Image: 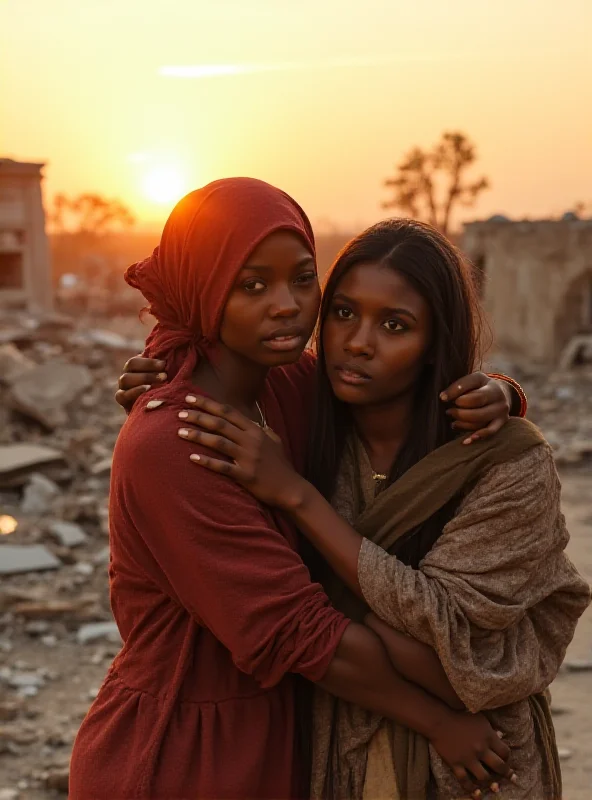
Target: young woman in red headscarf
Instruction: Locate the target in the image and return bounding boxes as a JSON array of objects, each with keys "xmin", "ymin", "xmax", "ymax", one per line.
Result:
[{"xmin": 70, "ymin": 179, "xmax": 518, "ymax": 800}]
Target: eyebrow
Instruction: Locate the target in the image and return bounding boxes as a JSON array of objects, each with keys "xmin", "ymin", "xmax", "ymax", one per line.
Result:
[
  {"xmin": 332, "ymin": 292, "xmax": 418, "ymax": 322},
  {"xmin": 241, "ymin": 255, "xmax": 315, "ymax": 272}
]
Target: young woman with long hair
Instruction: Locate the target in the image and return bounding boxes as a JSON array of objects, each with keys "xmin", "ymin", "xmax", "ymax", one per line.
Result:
[{"xmin": 157, "ymin": 219, "xmax": 590, "ymax": 799}]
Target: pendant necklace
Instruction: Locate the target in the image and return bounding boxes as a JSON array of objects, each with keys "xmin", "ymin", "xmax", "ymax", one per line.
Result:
[{"xmin": 371, "ymin": 470, "xmax": 388, "ymax": 482}]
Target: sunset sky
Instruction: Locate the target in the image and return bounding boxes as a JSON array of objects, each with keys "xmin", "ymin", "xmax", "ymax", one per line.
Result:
[{"xmin": 1, "ymin": 0, "xmax": 591, "ymax": 231}]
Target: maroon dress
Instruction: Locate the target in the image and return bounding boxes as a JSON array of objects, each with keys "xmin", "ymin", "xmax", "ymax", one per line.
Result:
[{"xmin": 69, "ymin": 352, "xmax": 349, "ymax": 799}]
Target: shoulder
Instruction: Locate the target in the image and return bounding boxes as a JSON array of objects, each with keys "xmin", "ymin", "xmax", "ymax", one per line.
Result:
[
  {"xmin": 457, "ymin": 442, "xmax": 559, "ymax": 516},
  {"xmin": 431, "ymin": 442, "xmax": 566, "ymax": 564},
  {"xmin": 113, "ymin": 384, "xmax": 260, "ymax": 510},
  {"xmin": 481, "ymin": 441, "xmax": 556, "ymax": 487}
]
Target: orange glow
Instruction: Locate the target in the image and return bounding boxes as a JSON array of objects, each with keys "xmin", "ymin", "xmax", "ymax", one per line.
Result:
[
  {"xmin": 142, "ymin": 165, "xmax": 187, "ymax": 205},
  {"xmin": 2, "ymin": 1, "xmax": 591, "ymax": 229},
  {"xmin": 0, "ymin": 515, "xmax": 18, "ymax": 535}
]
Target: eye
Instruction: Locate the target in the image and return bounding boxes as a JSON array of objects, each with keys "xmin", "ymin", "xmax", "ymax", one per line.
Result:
[
  {"xmin": 333, "ymin": 305, "xmax": 354, "ymax": 320},
  {"xmin": 294, "ymin": 271, "xmax": 317, "ymax": 286},
  {"xmin": 382, "ymin": 319, "xmax": 405, "ymax": 333},
  {"xmin": 243, "ymin": 279, "xmax": 266, "ymax": 293}
]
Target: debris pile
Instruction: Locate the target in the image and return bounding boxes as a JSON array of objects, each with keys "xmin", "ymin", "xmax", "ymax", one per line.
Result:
[
  {"xmin": 495, "ymin": 360, "xmax": 592, "ymax": 465},
  {"xmin": 0, "ymin": 308, "xmax": 142, "ymax": 797}
]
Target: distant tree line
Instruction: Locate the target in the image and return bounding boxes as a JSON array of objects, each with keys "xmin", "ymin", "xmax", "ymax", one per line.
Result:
[{"xmin": 49, "ymin": 193, "xmax": 135, "ymax": 235}]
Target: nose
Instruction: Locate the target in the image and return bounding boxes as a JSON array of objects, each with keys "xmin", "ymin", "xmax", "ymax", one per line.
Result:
[
  {"xmin": 269, "ymin": 283, "xmax": 300, "ymax": 318},
  {"xmin": 344, "ymin": 321, "xmax": 374, "ymax": 358}
]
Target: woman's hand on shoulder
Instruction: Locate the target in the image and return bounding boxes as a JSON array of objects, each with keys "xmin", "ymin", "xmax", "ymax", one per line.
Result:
[
  {"xmin": 177, "ymin": 396, "xmax": 306, "ymax": 509},
  {"xmin": 115, "ymin": 356, "xmax": 168, "ymax": 413},
  {"xmin": 440, "ymin": 371, "xmax": 510, "ymax": 445}
]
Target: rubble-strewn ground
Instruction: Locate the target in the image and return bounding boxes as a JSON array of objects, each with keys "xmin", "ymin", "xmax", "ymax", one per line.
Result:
[{"xmin": 1, "ymin": 310, "xmax": 590, "ymax": 799}]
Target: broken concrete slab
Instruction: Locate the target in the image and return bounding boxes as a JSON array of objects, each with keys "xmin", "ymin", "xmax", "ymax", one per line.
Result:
[
  {"xmin": 0, "ymin": 444, "xmax": 67, "ymax": 489},
  {"xmin": 92, "ymin": 546, "xmax": 110, "ymax": 566},
  {"xmin": 76, "ymin": 622, "xmax": 121, "ymax": 646},
  {"xmin": 78, "ymin": 329, "xmax": 131, "ymax": 349},
  {"xmin": 0, "ymin": 324, "xmax": 33, "ymax": 346},
  {"xmin": 8, "ymin": 595, "xmax": 101, "ymax": 620},
  {"xmin": 21, "ymin": 473, "xmax": 61, "ymax": 515},
  {"xmin": 0, "ymin": 545, "xmax": 61, "ymax": 576},
  {"xmin": 7, "ymin": 360, "xmax": 93, "ymax": 429},
  {"xmin": 68, "ymin": 327, "xmax": 144, "ymax": 352},
  {"xmin": 73, "ymin": 562, "xmax": 94, "ymax": 577},
  {"xmin": 6, "ymin": 672, "xmax": 45, "ymax": 691},
  {"xmin": 90, "ymin": 456, "xmax": 112, "ymax": 476},
  {"xmin": 44, "ymin": 767, "xmax": 70, "ymax": 793},
  {"xmin": 0, "ymin": 344, "xmax": 35, "ymax": 384},
  {"xmin": 46, "ymin": 521, "xmax": 87, "ymax": 548},
  {"xmin": 564, "ymin": 658, "xmax": 592, "ymax": 672}
]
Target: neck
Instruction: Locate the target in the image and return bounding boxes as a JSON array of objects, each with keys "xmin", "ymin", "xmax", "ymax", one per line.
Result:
[
  {"xmin": 192, "ymin": 344, "xmax": 269, "ymax": 417},
  {"xmin": 350, "ymin": 391, "xmax": 415, "ymax": 474}
]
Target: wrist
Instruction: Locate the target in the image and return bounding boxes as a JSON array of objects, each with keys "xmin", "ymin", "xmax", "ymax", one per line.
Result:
[
  {"xmin": 421, "ymin": 701, "xmax": 456, "ymax": 742},
  {"xmin": 489, "ymin": 373, "xmax": 527, "ymax": 417},
  {"xmin": 278, "ymin": 475, "xmax": 313, "ymax": 513},
  {"xmin": 497, "ymin": 378, "xmax": 513, "ymax": 409}
]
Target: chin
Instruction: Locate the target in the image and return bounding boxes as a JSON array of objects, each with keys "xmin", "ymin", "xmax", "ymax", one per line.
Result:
[
  {"xmin": 328, "ymin": 380, "xmax": 373, "ymax": 405},
  {"xmin": 258, "ymin": 347, "xmax": 306, "ymax": 367}
]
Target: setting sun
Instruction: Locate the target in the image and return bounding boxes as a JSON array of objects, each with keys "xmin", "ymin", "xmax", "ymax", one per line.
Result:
[{"xmin": 142, "ymin": 165, "xmax": 187, "ymax": 205}]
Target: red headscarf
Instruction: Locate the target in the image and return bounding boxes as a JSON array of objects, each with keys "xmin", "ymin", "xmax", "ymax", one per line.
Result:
[{"xmin": 125, "ymin": 177, "xmax": 315, "ymax": 382}]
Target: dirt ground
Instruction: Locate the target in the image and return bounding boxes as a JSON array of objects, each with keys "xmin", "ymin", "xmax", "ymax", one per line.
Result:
[
  {"xmin": 0, "ymin": 468, "xmax": 590, "ymax": 799},
  {"xmin": 544, "ymin": 467, "xmax": 592, "ymax": 799}
]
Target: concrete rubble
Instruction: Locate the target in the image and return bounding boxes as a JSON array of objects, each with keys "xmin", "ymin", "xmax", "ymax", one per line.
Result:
[
  {"xmin": 0, "ymin": 308, "xmax": 140, "ymax": 796},
  {"xmin": 0, "ymin": 445, "xmax": 67, "ymax": 489},
  {"xmin": 487, "ymin": 356, "xmax": 592, "ymax": 466},
  {"xmin": 7, "ymin": 361, "xmax": 93, "ymax": 430},
  {"xmin": 0, "ymin": 547, "xmax": 61, "ymax": 577},
  {"xmin": 0, "ymin": 305, "xmax": 590, "ymax": 797}
]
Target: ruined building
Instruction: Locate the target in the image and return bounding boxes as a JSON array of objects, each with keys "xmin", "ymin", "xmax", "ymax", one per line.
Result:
[
  {"xmin": 462, "ymin": 217, "xmax": 592, "ymax": 365},
  {"xmin": 0, "ymin": 159, "xmax": 53, "ymax": 313}
]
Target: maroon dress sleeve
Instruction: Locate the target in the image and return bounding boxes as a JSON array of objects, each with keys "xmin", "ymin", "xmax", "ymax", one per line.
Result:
[{"xmin": 114, "ymin": 408, "xmax": 349, "ymax": 689}]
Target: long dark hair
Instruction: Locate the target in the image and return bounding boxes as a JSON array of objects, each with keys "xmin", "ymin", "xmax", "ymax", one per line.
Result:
[{"xmin": 307, "ymin": 218, "xmax": 486, "ymax": 566}]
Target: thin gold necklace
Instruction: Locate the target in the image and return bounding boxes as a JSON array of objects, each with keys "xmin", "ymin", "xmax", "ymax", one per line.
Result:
[{"xmin": 372, "ymin": 470, "xmax": 388, "ymax": 482}]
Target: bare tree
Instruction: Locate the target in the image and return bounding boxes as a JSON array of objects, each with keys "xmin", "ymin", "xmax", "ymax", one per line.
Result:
[
  {"xmin": 572, "ymin": 201, "xmax": 590, "ymax": 218},
  {"xmin": 50, "ymin": 193, "xmax": 135, "ymax": 235},
  {"xmin": 383, "ymin": 132, "xmax": 490, "ymax": 236}
]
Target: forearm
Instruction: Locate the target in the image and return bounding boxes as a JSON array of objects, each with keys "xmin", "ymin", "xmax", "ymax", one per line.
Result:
[
  {"xmin": 283, "ymin": 478, "xmax": 364, "ymax": 598},
  {"xmin": 317, "ymin": 622, "xmax": 452, "ymax": 739},
  {"xmin": 364, "ymin": 613, "xmax": 465, "ymax": 710}
]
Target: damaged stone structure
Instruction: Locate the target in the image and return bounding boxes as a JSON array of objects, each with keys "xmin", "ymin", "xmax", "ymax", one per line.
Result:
[
  {"xmin": 0, "ymin": 159, "xmax": 53, "ymax": 313},
  {"xmin": 462, "ymin": 217, "xmax": 592, "ymax": 365}
]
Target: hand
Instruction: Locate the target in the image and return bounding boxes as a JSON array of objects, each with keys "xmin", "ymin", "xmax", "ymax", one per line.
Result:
[
  {"xmin": 440, "ymin": 372, "xmax": 510, "ymax": 445},
  {"xmin": 178, "ymin": 395, "xmax": 305, "ymax": 508},
  {"xmin": 429, "ymin": 708, "xmax": 516, "ymax": 796},
  {"xmin": 115, "ymin": 356, "xmax": 168, "ymax": 412}
]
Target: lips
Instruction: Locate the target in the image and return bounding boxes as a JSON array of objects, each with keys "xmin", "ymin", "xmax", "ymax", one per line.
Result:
[
  {"xmin": 334, "ymin": 364, "xmax": 372, "ymax": 385},
  {"xmin": 261, "ymin": 326, "xmax": 306, "ymax": 352}
]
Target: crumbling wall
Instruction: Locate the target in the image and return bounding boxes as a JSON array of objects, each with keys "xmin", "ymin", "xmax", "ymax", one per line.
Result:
[
  {"xmin": 462, "ymin": 219, "xmax": 592, "ymax": 364},
  {"xmin": 0, "ymin": 160, "xmax": 53, "ymax": 313}
]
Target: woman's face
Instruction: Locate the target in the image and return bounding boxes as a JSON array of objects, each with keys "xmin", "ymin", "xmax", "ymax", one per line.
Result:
[
  {"xmin": 322, "ymin": 261, "xmax": 433, "ymax": 406},
  {"xmin": 221, "ymin": 230, "xmax": 320, "ymax": 366}
]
